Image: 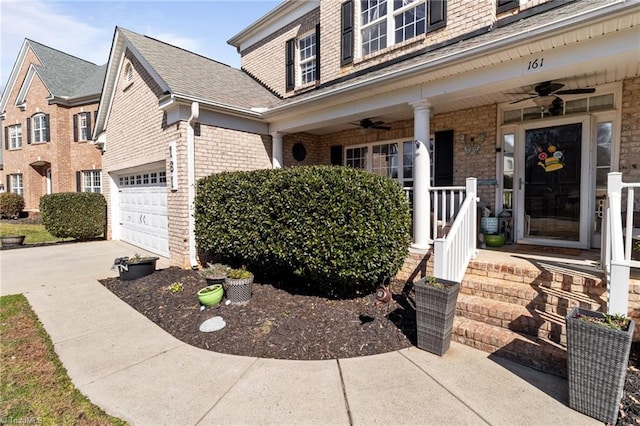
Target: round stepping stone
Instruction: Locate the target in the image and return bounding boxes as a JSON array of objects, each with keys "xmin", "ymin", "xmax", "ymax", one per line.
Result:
[{"xmin": 199, "ymin": 316, "xmax": 226, "ymax": 332}]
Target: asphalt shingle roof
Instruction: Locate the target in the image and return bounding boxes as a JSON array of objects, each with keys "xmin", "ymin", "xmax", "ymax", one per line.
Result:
[
  {"xmin": 27, "ymin": 39, "xmax": 105, "ymax": 99},
  {"xmin": 119, "ymin": 28, "xmax": 279, "ymax": 109}
]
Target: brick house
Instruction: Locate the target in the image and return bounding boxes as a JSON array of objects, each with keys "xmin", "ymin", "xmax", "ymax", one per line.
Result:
[
  {"xmin": 0, "ymin": 40, "xmax": 106, "ymax": 212},
  {"xmin": 94, "ymin": 1, "xmax": 639, "ymax": 370}
]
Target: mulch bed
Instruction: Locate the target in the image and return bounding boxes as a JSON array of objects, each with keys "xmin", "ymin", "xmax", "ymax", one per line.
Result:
[{"xmin": 100, "ymin": 266, "xmax": 639, "ymax": 424}]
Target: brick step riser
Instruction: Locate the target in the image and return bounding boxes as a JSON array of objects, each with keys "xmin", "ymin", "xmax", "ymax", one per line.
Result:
[
  {"xmin": 454, "ymin": 307, "xmax": 567, "ymax": 344},
  {"xmin": 458, "ymin": 285, "xmax": 603, "ymax": 313}
]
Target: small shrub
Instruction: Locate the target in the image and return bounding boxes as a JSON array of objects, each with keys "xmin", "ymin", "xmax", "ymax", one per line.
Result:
[
  {"xmin": 40, "ymin": 192, "xmax": 106, "ymax": 240},
  {"xmin": 0, "ymin": 192, "xmax": 25, "ymax": 219},
  {"xmin": 195, "ymin": 165, "xmax": 411, "ymax": 295},
  {"xmin": 226, "ymin": 267, "xmax": 253, "ymax": 280}
]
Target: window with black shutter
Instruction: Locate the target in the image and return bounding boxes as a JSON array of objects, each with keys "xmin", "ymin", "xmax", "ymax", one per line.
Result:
[
  {"xmin": 497, "ymin": 0, "xmax": 519, "ymax": 13},
  {"xmin": 427, "ymin": 0, "xmax": 447, "ymax": 33}
]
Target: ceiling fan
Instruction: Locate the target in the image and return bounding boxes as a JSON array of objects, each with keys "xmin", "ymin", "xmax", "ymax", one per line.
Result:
[
  {"xmin": 509, "ymin": 81, "xmax": 596, "ymax": 106},
  {"xmin": 352, "ymin": 118, "xmax": 391, "ymax": 131}
]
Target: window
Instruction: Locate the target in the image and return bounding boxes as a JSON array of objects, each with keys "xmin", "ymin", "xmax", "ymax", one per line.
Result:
[
  {"xmin": 125, "ymin": 63, "xmax": 133, "ymax": 83},
  {"xmin": 73, "ymin": 112, "xmax": 92, "ymax": 142},
  {"xmin": 82, "ymin": 170, "xmax": 101, "ymax": 193},
  {"xmin": 360, "ymin": 0, "xmax": 425, "ymax": 56},
  {"xmin": 286, "ymin": 26, "xmax": 320, "ymax": 91},
  {"xmin": 32, "ymin": 113, "xmax": 49, "ymax": 143},
  {"xmin": 298, "ymin": 32, "xmax": 317, "ymax": 85},
  {"xmin": 10, "ymin": 174, "xmax": 23, "ymax": 196},
  {"xmin": 7, "ymin": 124, "xmax": 22, "ymax": 149}
]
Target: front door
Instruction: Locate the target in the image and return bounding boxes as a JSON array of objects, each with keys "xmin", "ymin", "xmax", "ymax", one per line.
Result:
[{"xmin": 515, "ymin": 117, "xmax": 590, "ymax": 248}]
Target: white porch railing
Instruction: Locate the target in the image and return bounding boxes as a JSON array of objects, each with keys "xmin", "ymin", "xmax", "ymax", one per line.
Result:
[
  {"xmin": 602, "ymin": 172, "xmax": 640, "ymax": 316},
  {"xmin": 433, "ymin": 178, "xmax": 478, "ymax": 283}
]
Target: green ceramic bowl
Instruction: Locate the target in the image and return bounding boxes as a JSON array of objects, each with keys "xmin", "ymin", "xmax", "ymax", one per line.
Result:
[
  {"xmin": 484, "ymin": 233, "xmax": 505, "ymax": 247},
  {"xmin": 197, "ymin": 284, "xmax": 224, "ymax": 306}
]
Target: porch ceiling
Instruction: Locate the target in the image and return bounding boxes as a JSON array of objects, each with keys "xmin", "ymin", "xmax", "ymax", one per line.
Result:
[{"xmin": 269, "ymin": 3, "xmax": 640, "ymax": 136}]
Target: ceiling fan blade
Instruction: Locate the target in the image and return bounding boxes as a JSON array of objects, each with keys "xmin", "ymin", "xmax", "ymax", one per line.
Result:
[
  {"xmin": 509, "ymin": 95, "xmax": 538, "ymax": 104},
  {"xmin": 554, "ymin": 88, "xmax": 596, "ymax": 95},
  {"xmin": 373, "ymin": 125, "xmax": 391, "ymax": 130},
  {"xmin": 535, "ymin": 82, "xmax": 564, "ymax": 96}
]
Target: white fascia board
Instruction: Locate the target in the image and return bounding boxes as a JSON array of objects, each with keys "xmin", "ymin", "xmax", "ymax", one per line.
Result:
[
  {"xmin": 227, "ymin": 1, "xmax": 320, "ymax": 52},
  {"xmin": 264, "ymin": 1, "xmax": 639, "ymax": 118},
  {"xmin": 15, "ymin": 65, "xmax": 52, "ymax": 107},
  {"xmin": 0, "ymin": 40, "xmax": 31, "ymax": 113},
  {"xmin": 94, "ymin": 29, "xmax": 125, "ymax": 140}
]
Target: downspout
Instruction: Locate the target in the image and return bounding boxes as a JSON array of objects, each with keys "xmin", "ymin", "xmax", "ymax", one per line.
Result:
[{"xmin": 187, "ymin": 102, "xmax": 199, "ymax": 269}]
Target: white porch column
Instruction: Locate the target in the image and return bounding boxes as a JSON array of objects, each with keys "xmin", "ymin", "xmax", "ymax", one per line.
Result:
[
  {"xmin": 271, "ymin": 132, "xmax": 283, "ymax": 169},
  {"xmin": 410, "ymin": 99, "xmax": 432, "ymax": 249}
]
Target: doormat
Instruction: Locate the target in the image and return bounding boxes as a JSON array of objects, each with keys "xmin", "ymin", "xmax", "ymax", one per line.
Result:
[{"xmin": 515, "ymin": 245, "xmax": 582, "ymax": 257}]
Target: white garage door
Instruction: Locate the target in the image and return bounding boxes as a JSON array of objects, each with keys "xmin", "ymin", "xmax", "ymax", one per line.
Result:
[{"xmin": 118, "ymin": 170, "xmax": 169, "ymax": 257}]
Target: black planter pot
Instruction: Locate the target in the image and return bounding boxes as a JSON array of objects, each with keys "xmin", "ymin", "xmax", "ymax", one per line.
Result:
[
  {"xmin": 0, "ymin": 235, "xmax": 26, "ymax": 247},
  {"xmin": 415, "ymin": 277, "xmax": 460, "ymax": 356},
  {"xmin": 566, "ymin": 307, "xmax": 635, "ymax": 424},
  {"xmin": 119, "ymin": 257, "xmax": 159, "ymax": 281}
]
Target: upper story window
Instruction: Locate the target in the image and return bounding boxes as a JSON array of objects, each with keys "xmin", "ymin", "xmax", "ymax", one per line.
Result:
[
  {"xmin": 298, "ymin": 32, "xmax": 317, "ymax": 85},
  {"xmin": 5, "ymin": 124, "xmax": 22, "ymax": 149},
  {"xmin": 286, "ymin": 26, "xmax": 320, "ymax": 91},
  {"xmin": 361, "ymin": 0, "xmax": 425, "ymax": 56},
  {"xmin": 29, "ymin": 113, "xmax": 49, "ymax": 144},
  {"xmin": 73, "ymin": 112, "xmax": 92, "ymax": 142}
]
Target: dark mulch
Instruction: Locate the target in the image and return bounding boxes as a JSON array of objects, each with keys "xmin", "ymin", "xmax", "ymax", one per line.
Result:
[
  {"xmin": 100, "ymin": 266, "xmax": 639, "ymax": 425},
  {"xmin": 100, "ymin": 267, "xmax": 415, "ymax": 360}
]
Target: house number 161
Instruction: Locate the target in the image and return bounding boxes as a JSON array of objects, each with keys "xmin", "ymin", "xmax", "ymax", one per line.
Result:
[{"xmin": 527, "ymin": 58, "xmax": 544, "ymax": 70}]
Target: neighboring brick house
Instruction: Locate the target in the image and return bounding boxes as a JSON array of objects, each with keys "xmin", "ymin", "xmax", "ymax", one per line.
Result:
[
  {"xmin": 0, "ymin": 39, "xmax": 106, "ymax": 213},
  {"xmin": 94, "ymin": 0, "xmax": 639, "ymax": 267}
]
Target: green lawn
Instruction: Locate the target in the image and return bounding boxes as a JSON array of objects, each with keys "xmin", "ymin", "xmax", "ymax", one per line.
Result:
[
  {"xmin": 0, "ymin": 223, "xmax": 67, "ymax": 244},
  {"xmin": 0, "ymin": 294, "xmax": 126, "ymax": 425}
]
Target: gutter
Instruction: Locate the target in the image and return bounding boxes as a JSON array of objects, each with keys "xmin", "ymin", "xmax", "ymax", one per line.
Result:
[
  {"xmin": 187, "ymin": 102, "xmax": 199, "ymax": 269},
  {"xmin": 262, "ymin": 0, "xmax": 637, "ymax": 117},
  {"xmin": 159, "ymin": 93, "xmax": 266, "ymax": 121}
]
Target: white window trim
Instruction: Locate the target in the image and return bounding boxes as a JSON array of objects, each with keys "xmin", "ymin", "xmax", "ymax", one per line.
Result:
[
  {"xmin": 33, "ymin": 113, "xmax": 47, "ymax": 143},
  {"xmin": 82, "ymin": 170, "xmax": 102, "ymax": 193},
  {"xmin": 10, "ymin": 174, "xmax": 23, "ymax": 196},
  {"xmin": 297, "ymin": 31, "xmax": 317, "ymax": 86},
  {"xmin": 79, "ymin": 112, "xmax": 89, "ymax": 141},
  {"xmin": 359, "ymin": 0, "xmax": 426, "ymax": 57},
  {"xmin": 9, "ymin": 124, "xmax": 22, "ymax": 149}
]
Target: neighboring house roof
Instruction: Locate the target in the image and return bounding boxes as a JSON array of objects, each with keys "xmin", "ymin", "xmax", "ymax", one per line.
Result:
[
  {"xmin": 118, "ymin": 28, "xmax": 279, "ymax": 109},
  {"xmin": 0, "ymin": 39, "xmax": 105, "ymax": 113}
]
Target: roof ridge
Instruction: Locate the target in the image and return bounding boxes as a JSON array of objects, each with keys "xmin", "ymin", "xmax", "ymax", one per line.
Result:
[{"xmin": 25, "ymin": 38, "xmax": 102, "ymax": 67}]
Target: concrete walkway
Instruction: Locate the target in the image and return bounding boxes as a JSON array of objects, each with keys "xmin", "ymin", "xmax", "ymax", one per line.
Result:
[{"xmin": 0, "ymin": 241, "xmax": 598, "ymax": 425}]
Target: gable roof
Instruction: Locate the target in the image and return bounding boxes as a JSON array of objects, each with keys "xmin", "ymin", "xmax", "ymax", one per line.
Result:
[
  {"xmin": 0, "ymin": 39, "xmax": 105, "ymax": 113},
  {"xmin": 119, "ymin": 28, "xmax": 279, "ymax": 109}
]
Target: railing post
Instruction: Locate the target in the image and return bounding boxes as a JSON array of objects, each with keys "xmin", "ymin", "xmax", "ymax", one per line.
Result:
[{"xmin": 466, "ymin": 177, "xmax": 478, "ymax": 257}]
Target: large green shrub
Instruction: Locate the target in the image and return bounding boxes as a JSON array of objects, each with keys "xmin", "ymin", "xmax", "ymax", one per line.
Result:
[
  {"xmin": 0, "ymin": 192, "xmax": 25, "ymax": 219},
  {"xmin": 195, "ymin": 166, "xmax": 411, "ymax": 294},
  {"xmin": 40, "ymin": 193, "xmax": 106, "ymax": 240}
]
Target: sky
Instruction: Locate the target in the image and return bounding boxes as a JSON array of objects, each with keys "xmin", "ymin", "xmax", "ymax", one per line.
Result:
[{"xmin": 0, "ymin": 0, "xmax": 282, "ymax": 94}]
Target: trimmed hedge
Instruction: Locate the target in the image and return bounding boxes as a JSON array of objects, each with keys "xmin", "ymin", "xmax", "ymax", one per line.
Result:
[
  {"xmin": 195, "ymin": 166, "xmax": 411, "ymax": 294},
  {"xmin": 40, "ymin": 192, "xmax": 106, "ymax": 240},
  {"xmin": 0, "ymin": 192, "xmax": 25, "ymax": 219}
]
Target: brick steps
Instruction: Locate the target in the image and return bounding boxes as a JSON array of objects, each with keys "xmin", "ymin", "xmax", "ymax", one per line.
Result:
[{"xmin": 452, "ymin": 316, "xmax": 567, "ymax": 377}]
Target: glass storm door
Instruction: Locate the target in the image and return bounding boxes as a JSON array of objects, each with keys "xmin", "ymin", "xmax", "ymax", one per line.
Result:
[{"xmin": 517, "ymin": 118, "xmax": 590, "ymax": 248}]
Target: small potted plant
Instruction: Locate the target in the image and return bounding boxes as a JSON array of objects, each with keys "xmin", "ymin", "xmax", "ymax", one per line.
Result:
[
  {"xmin": 566, "ymin": 307, "xmax": 635, "ymax": 424},
  {"xmin": 112, "ymin": 254, "xmax": 159, "ymax": 281},
  {"xmin": 0, "ymin": 234, "xmax": 26, "ymax": 247},
  {"xmin": 414, "ymin": 275, "xmax": 460, "ymax": 356},
  {"xmin": 224, "ymin": 266, "xmax": 253, "ymax": 305},
  {"xmin": 197, "ymin": 284, "xmax": 224, "ymax": 306},
  {"xmin": 199, "ymin": 263, "xmax": 229, "ymax": 285}
]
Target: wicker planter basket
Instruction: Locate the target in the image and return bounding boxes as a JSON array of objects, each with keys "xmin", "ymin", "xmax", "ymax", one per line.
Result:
[
  {"xmin": 415, "ymin": 277, "xmax": 460, "ymax": 356},
  {"xmin": 224, "ymin": 275, "xmax": 253, "ymax": 305},
  {"xmin": 566, "ymin": 307, "xmax": 635, "ymax": 424}
]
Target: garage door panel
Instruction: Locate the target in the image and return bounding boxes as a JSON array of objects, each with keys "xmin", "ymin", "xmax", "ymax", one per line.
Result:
[{"xmin": 118, "ymin": 177, "xmax": 169, "ymax": 257}]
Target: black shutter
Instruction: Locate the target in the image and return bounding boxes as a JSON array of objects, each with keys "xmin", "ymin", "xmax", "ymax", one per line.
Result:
[
  {"xmin": 434, "ymin": 130, "xmax": 454, "ymax": 186},
  {"xmin": 427, "ymin": 0, "xmax": 447, "ymax": 33},
  {"xmin": 44, "ymin": 114, "xmax": 50, "ymax": 142},
  {"xmin": 86, "ymin": 113, "xmax": 92, "ymax": 140},
  {"xmin": 340, "ymin": 0, "xmax": 354, "ymax": 66},
  {"xmin": 497, "ymin": 0, "xmax": 519, "ymax": 13},
  {"xmin": 4, "ymin": 126, "xmax": 8, "ymax": 150},
  {"xmin": 285, "ymin": 38, "xmax": 295, "ymax": 92},
  {"xmin": 6, "ymin": 175, "xmax": 10, "ymax": 192},
  {"xmin": 73, "ymin": 114, "xmax": 78, "ymax": 142},
  {"xmin": 330, "ymin": 145, "xmax": 343, "ymax": 166},
  {"xmin": 315, "ymin": 23, "xmax": 321, "ymax": 82},
  {"xmin": 76, "ymin": 171, "xmax": 82, "ymax": 192},
  {"xmin": 26, "ymin": 117, "xmax": 31, "ymax": 144}
]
